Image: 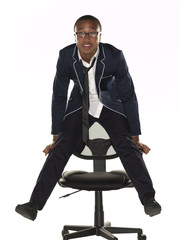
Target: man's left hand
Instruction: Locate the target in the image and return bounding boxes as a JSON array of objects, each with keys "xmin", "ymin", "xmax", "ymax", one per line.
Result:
[{"xmin": 132, "ymin": 136, "xmax": 151, "ymax": 154}]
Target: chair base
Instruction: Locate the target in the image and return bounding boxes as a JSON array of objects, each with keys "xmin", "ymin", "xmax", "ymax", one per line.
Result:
[
  {"xmin": 62, "ymin": 222, "xmax": 146, "ymax": 240},
  {"xmin": 61, "ymin": 191, "xmax": 146, "ymax": 240}
]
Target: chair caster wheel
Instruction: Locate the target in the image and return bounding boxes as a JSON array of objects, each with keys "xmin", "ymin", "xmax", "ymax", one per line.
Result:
[
  {"xmin": 62, "ymin": 229, "xmax": 69, "ymax": 236},
  {"xmin": 138, "ymin": 234, "xmax": 147, "ymax": 240}
]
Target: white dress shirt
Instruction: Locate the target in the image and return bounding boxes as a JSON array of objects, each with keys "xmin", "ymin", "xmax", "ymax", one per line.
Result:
[{"xmin": 78, "ymin": 48, "xmax": 103, "ymax": 118}]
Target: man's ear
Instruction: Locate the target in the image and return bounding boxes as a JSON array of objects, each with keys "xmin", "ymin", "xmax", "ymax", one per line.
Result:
[
  {"xmin": 99, "ymin": 33, "xmax": 102, "ymax": 42},
  {"xmin": 74, "ymin": 34, "xmax": 77, "ymax": 42}
]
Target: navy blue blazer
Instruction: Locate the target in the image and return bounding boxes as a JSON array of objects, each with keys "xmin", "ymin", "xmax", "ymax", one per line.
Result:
[{"xmin": 51, "ymin": 42, "xmax": 141, "ymax": 136}]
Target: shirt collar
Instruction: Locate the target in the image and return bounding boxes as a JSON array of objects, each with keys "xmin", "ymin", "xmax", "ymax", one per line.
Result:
[{"xmin": 78, "ymin": 46, "xmax": 99, "ymax": 66}]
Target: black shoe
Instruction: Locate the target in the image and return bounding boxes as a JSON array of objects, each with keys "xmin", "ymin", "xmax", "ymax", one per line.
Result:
[
  {"xmin": 143, "ymin": 197, "xmax": 161, "ymax": 217},
  {"xmin": 15, "ymin": 202, "xmax": 38, "ymax": 221}
]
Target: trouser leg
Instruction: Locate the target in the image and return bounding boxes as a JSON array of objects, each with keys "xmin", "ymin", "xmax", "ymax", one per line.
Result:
[
  {"xmin": 30, "ymin": 110, "xmax": 82, "ymax": 210},
  {"xmin": 98, "ymin": 107, "xmax": 155, "ymax": 203}
]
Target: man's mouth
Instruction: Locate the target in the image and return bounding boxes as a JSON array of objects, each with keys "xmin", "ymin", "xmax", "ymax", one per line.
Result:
[{"xmin": 83, "ymin": 44, "xmax": 91, "ymax": 49}]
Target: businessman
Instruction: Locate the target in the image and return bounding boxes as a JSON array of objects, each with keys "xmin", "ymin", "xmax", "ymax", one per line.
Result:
[{"xmin": 15, "ymin": 15, "xmax": 161, "ymax": 221}]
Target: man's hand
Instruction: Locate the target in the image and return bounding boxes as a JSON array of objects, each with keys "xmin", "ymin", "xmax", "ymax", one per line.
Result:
[
  {"xmin": 132, "ymin": 136, "xmax": 151, "ymax": 154},
  {"xmin": 43, "ymin": 135, "xmax": 59, "ymax": 156}
]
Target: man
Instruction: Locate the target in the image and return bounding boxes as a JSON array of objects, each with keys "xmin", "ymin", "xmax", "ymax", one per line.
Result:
[{"xmin": 15, "ymin": 15, "xmax": 161, "ymax": 221}]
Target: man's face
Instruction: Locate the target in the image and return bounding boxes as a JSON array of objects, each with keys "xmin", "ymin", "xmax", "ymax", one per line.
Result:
[{"xmin": 74, "ymin": 20, "xmax": 101, "ymax": 62}]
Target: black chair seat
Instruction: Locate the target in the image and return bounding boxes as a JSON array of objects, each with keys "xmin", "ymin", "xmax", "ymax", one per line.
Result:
[{"xmin": 59, "ymin": 170, "xmax": 132, "ymax": 191}]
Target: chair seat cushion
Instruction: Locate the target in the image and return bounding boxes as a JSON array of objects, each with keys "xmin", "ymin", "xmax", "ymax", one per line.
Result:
[{"xmin": 59, "ymin": 170, "xmax": 132, "ymax": 191}]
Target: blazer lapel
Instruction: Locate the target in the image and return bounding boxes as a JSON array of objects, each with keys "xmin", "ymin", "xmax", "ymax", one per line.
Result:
[
  {"xmin": 95, "ymin": 43, "xmax": 106, "ymax": 94},
  {"xmin": 72, "ymin": 45, "xmax": 84, "ymax": 92}
]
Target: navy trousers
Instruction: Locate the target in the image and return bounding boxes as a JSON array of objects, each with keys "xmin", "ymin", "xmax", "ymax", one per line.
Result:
[{"xmin": 30, "ymin": 107, "xmax": 155, "ymax": 210}]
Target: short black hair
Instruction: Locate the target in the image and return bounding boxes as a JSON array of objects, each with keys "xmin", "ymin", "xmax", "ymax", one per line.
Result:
[{"xmin": 74, "ymin": 15, "xmax": 102, "ymax": 32}]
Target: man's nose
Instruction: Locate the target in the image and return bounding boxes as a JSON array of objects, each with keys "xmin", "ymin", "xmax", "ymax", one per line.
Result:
[{"xmin": 84, "ymin": 33, "xmax": 91, "ymax": 39}]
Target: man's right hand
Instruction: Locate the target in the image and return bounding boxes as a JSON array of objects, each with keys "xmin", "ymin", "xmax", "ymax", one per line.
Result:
[{"xmin": 43, "ymin": 135, "xmax": 59, "ymax": 156}]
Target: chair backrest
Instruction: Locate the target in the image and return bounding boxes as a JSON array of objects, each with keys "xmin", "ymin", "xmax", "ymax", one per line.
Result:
[{"xmin": 73, "ymin": 122, "xmax": 118, "ymax": 172}]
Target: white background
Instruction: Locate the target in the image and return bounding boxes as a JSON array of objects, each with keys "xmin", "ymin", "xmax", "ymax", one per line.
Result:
[{"xmin": 1, "ymin": 0, "xmax": 180, "ymax": 239}]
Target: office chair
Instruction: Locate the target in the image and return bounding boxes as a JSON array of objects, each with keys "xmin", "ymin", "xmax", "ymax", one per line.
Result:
[{"xmin": 59, "ymin": 122, "xmax": 147, "ymax": 240}]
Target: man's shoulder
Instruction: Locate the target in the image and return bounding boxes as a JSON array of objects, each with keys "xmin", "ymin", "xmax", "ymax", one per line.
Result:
[
  {"xmin": 100, "ymin": 43, "xmax": 122, "ymax": 58},
  {"xmin": 101, "ymin": 43, "xmax": 122, "ymax": 52},
  {"xmin": 60, "ymin": 43, "xmax": 76, "ymax": 54}
]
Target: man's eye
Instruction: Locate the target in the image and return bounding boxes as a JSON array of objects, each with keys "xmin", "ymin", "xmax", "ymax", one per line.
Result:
[
  {"xmin": 78, "ymin": 32, "xmax": 84, "ymax": 37},
  {"xmin": 89, "ymin": 32, "xmax": 98, "ymax": 37}
]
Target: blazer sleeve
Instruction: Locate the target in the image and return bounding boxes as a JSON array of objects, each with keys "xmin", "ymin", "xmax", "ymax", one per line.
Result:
[
  {"xmin": 115, "ymin": 51, "xmax": 141, "ymax": 136},
  {"xmin": 51, "ymin": 51, "xmax": 70, "ymax": 135}
]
